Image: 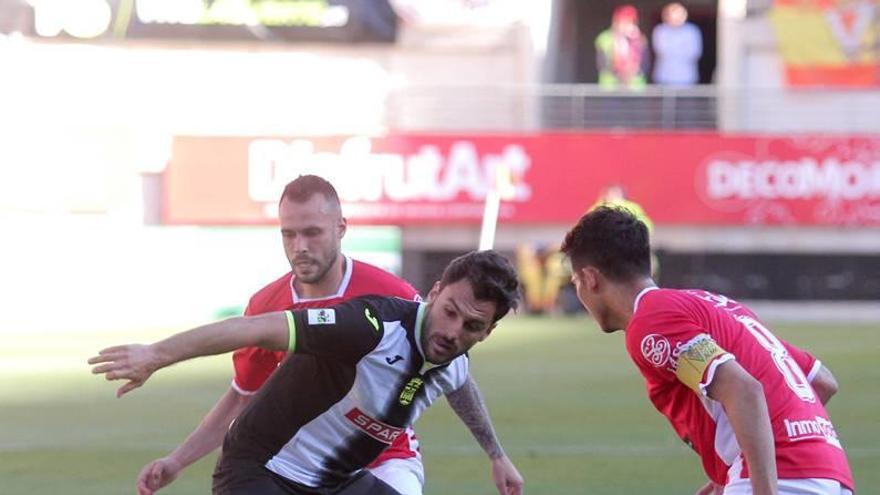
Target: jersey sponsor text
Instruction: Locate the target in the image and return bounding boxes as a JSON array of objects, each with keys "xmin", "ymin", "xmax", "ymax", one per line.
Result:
[
  {"xmin": 345, "ymin": 408, "xmax": 404, "ymax": 444},
  {"xmin": 784, "ymin": 416, "xmax": 843, "ymax": 449}
]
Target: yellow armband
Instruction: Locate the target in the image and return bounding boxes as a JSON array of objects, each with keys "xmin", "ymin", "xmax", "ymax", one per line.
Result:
[{"xmin": 675, "ymin": 336, "xmax": 729, "ymax": 394}]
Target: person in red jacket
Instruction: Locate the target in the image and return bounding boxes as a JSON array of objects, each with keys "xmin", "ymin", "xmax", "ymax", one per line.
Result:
[{"xmin": 133, "ymin": 175, "xmax": 523, "ymax": 495}]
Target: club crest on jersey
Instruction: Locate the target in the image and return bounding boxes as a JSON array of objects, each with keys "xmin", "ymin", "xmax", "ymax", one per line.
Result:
[
  {"xmin": 399, "ymin": 376, "xmax": 424, "ymax": 406},
  {"xmin": 640, "ymin": 334, "xmax": 671, "ymax": 368},
  {"xmin": 307, "ymin": 308, "xmax": 336, "ymax": 325}
]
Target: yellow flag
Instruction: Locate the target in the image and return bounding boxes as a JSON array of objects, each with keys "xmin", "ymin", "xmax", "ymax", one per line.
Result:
[{"xmin": 769, "ymin": 0, "xmax": 879, "ymax": 86}]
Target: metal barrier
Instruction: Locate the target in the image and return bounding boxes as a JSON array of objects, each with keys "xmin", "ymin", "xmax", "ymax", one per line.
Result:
[
  {"xmin": 386, "ymin": 83, "xmax": 880, "ymax": 132},
  {"xmin": 537, "ymin": 84, "xmax": 718, "ymax": 130}
]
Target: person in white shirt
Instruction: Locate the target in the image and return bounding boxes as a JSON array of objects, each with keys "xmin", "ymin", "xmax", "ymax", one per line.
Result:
[{"xmin": 652, "ymin": 3, "xmax": 703, "ymax": 86}]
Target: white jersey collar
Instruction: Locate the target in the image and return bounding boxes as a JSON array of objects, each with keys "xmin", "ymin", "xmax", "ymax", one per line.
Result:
[{"xmin": 633, "ymin": 286, "xmax": 660, "ymax": 314}]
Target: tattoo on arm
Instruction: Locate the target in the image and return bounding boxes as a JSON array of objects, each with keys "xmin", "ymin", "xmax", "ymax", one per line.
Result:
[{"xmin": 446, "ymin": 374, "xmax": 505, "ymax": 459}]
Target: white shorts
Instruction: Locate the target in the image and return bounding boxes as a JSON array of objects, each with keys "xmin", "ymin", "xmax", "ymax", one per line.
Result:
[
  {"xmin": 367, "ymin": 456, "xmax": 425, "ymax": 495},
  {"xmin": 723, "ymin": 478, "xmax": 853, "ymax": 495}
]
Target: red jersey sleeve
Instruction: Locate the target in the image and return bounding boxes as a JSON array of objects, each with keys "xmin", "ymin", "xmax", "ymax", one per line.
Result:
[
  {"xmin": 627, "ymin": 309, "xmax": 733, "ymax": 396},
  {"xmin": 394, "ymin": 278, "xmax": 419, "ymax": 301},
  {"xmin": 232, "ymin": 347, "xmax": 286, "ymax": 394},
  {"xmin": 400, "ymin": 283, "xmax": 419, "ymax": 301},
  {"xmin": 379, "ymin": 277, "xmax": 419, "ymax": 301},
  {"xmin": 231, "ymin": 298, "xmax": 286, "ymax": 394},
  {"xmin": 350, "ymin": 261, "xmax": 420, "ymax": 301}
]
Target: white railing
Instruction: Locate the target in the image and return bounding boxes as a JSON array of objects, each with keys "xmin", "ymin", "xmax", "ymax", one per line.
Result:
[{"xmin": 386, "ymin": 83, "xmax": 880, "ymax": 133}]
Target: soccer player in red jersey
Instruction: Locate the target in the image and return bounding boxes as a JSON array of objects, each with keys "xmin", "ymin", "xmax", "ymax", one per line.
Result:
[
  {"xmin": 561, "ymin": 206, "xmax": 854, "ymax": 495},
  {"xmin": 134, "ymin": 175, "xmax": 523, "ymax": 495}
]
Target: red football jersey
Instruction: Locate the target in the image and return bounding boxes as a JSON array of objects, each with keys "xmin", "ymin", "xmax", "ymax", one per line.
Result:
[
  {"xmin": 625, "ymin": 287, "xmax": 853, "ymax": 490},
  {"xmin": 232, "ymin": 256, "xmax": 422, "ymax": 464}
]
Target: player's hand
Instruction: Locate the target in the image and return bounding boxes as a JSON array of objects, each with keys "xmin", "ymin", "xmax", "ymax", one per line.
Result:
[
  {"xmin": 490, "ymin": 455, "xmax": 524, "ymax": 495},
  {"xmin": 88, "ymin": 344, "xmax": 160, "ymax": 397},
  {"xmin": 136, "ymin": 456, "xmax": 184, "ymax": 495},
  {"xmin": 694, "ymin": 480, "xmax": 724, "ymax": 495}
]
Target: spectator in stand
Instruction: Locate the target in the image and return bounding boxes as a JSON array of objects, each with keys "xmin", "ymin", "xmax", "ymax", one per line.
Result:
[
  {"xmin": 595, "ymin": 5, "xmax": 649, "ymax": 90},
  {"xmin": 652, "ymin": 3, "xmax": 703, "ymax": 86}
]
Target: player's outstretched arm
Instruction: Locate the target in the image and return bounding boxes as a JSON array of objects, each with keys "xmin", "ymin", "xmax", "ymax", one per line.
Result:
[
  {"xmin": 706, "ymin": 361, "xmax": 778, "ymax": 495},
  {"xmin": 810, "ymin": 365, "xmax": 839, "ymax": 405},
  {"xmin": 136, "ymin": 388, "xmax": 252, "ymax": 495},
  {"xmin": 88, "ymin": 312, "xmax": 291, "ymax": 397},
  {"xmin": 446, "ymin": 374, "xmax": 524, "ymax": 495}
]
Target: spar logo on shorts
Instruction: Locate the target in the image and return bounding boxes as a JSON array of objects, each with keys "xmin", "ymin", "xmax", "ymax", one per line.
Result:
[
  {"xmin": 640, "ymin": 334, "xmax": 671, "ymax": 368},
  {"xmin": 345, "ymin": 408, "xmax": 404, "ymax": 444}
]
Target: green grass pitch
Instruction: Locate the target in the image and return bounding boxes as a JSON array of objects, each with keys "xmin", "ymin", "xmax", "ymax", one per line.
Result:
[{"xmin": 1, "ymin": 316, "xmax": 877, "ymax": 494}]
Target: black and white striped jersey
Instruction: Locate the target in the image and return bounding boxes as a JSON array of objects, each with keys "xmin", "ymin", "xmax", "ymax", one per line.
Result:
[{"xmin": 221, "ymin": 296, "xmax": 469, "ymax": 488}]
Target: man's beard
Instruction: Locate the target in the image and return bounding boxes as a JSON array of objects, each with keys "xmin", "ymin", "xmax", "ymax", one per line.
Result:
[{"xmin": 291, "ymin": 250, "xmax": 336, "ymax": 284}]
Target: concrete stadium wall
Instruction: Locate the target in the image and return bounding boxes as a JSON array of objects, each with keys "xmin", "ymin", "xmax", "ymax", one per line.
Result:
[
  {"xmin": 717, "ymin": 9, "xmax": 880, "ymax": 133},
  {"xmin": 0, "ymin": 22, "xmax": 535, "ymax": 136}
]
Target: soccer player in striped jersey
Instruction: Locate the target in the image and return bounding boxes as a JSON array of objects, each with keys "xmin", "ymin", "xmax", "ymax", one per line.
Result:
[
  {"xmin": 91, "ymin": 250, "xmax": 523, "ymax": 495},
  {"xmin": 124, "ymin": 176, "xmax": 522, "ymax": 495}
]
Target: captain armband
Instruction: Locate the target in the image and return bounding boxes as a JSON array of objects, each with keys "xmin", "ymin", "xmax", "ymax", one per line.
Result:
[{"xmin": 675, "ymin": 335, "xmax": 733, "ymax": 396}]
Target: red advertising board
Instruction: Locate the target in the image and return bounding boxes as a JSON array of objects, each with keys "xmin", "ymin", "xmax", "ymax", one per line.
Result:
[{"xmin": 164, "ymin": 133, "xmax": 880, "ymax": 226}]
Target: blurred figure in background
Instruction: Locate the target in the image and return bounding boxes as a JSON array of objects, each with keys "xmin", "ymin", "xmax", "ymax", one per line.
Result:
[
  {"xmin": 590, "ymin": 184, "xmax": 654, "ymax": 233},
  {"xmin": 516, "ymin": 243, "xmax": 570, "ymax": 315},
  {"xmin": 516, "ymin": 243, "xmax": 545, "ymax": 314},
  {"xmin": 652, "ymin": 3, "xmax": 703, "ymax": 86},
  {"xmin": 541, "ymin": 248, "xmax": 570, "ymax": 313},
  {"xmin": 590, "ymin": 184, "xmax": 658, "ymax": 278},
  {"xmin": 595, "ymin": 5, "xmax": 649, "ymax": 90}
]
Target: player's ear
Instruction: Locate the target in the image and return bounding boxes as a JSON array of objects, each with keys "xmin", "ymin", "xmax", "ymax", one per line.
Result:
[
  {"xmin": 582, "ymin": 266, "xmax": 601, "ymax": 292},
  {"xmin": 337, "ymin": 216, "xmax": 347, "ymax": 238},
  {"xmin": 426, "ymin": 281, "xmax": 442, "ymax": 302}
]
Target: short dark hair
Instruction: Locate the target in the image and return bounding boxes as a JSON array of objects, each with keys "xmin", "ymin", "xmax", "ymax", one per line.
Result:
[
  {"xmin": 280, "ymin": 175, "xmax": 341, "ymax": 207},
  {"xmin": 561, "ymin": 206, "xmax": 651, "ymax": 281},
  {"xmin": 439, "ymin": 250, "xmax": 520, "ymax": 323}
]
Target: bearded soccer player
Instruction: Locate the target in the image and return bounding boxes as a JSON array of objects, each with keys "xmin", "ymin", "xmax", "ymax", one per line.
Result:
[
  {"xmin": 127, "ymin": 176, "xmax": 522, "ymax": 495},
  {"xmin": 561, "ymin": 206, "xmax": 854, "ymax": 495},
  {"xmin": 91, "ymin": 250, "xmax": 523, "ymax": 495}
]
